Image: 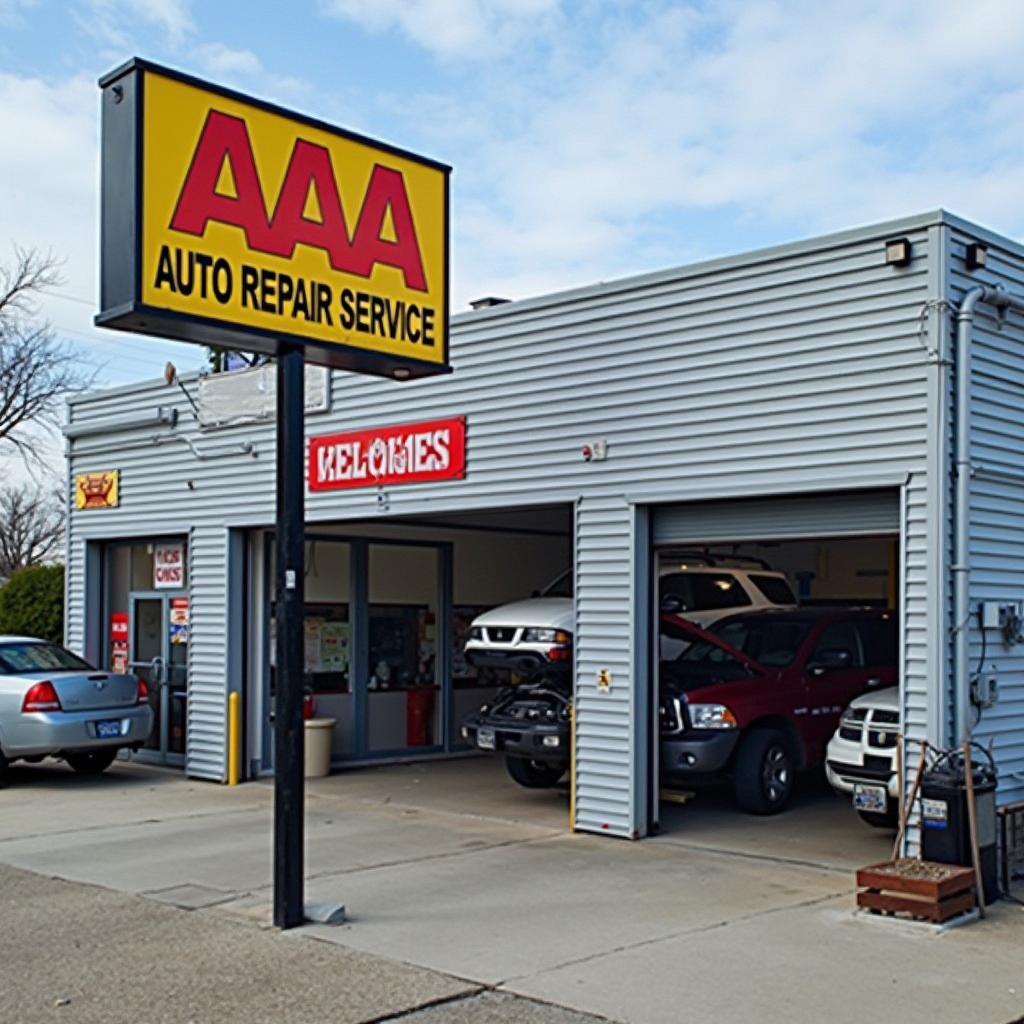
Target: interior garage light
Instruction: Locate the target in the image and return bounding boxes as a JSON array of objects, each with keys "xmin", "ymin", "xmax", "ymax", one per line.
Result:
[
  {"xmin": 884, "ymin": 238, "xmax": 912, "ymax": 267},
  {"xmin": 965, "ymin": 242, "xmax": 988, "ymax": 271}
]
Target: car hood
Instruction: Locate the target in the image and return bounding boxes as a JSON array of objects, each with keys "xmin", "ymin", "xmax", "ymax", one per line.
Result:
[
  {"xmin": 845, "ymin": 685, "xmax": 899, "ymax": 712},
  {"xmin": 659, "ymin": 612, "xmax": 766, "ymax": 674},
  {"xmin": 472, "ymin": 598, "xmax": 573, "ymax": 631}
]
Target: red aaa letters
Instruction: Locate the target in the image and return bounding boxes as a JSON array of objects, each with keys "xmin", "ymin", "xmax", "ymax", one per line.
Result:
[{"xmin": 171, "ymin": 110, "xmax": 428, "ymax": 291}]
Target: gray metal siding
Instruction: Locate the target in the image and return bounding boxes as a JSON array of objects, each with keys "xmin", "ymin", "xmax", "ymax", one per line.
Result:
[
  {"xmin": 949, "ymin": 226, "xmax": 1024, "ymax": 804},
  {"xmin": 652, "ymin": 489, "xmax": 899, "ymax": 545},
  {"xmin": 186, "ymin": 525, "xmax": 230, "ymax": 780},
  {"xmin": 574, "ymin": 497, "xmax": 637, "ymax": 836},
  {"xmin": 66, "ymin": 213, "xmax": 939, "ymax": 814}
]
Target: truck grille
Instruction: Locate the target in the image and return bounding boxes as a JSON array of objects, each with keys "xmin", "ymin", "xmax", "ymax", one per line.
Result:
[{"xmin": 485, "ymin": 627, "xmax": 517, "ymax": 643}]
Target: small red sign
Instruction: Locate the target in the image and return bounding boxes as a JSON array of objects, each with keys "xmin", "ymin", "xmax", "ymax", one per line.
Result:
[
  {"xmin": 110, "ymin": 612, "xmax": 129, "ymax": 642},
  {"xmin": 111, "ymin": 642, "xmax": 129, "ymax": 675},
  {"xmin": 309, "ymin": 417, "xmax": 466, "ymax": 492}
]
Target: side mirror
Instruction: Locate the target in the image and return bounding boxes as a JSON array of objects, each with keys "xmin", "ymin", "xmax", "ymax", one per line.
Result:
[
  {"xmin": 808, "ymin": 648, "xmax": 852, "ymax": 675},
  {"xmin": 660, "ymin": 595, "xmax": 686, "ymax": 614}
]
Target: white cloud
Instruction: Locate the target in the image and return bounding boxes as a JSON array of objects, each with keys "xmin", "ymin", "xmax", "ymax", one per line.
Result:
[
  {"xmin": 84, "ymin": 0, "xmax": 194, "ymax": 49},
  {"xmin": 421, "ymin": 0, "xmax": 1024, "ymax": 307},
  {"xmin": 321, "ymin": 0, "xmax": 563, "ymax": 59},
  {"xmin": 0, "ymin": 0, "xmax": 37, "ymax": 26},
  {"xmin": 195, "ymin": 42, "xmax": 263, "ymax": 77}
]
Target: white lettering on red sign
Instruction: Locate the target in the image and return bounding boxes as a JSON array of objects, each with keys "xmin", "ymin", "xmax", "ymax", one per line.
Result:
[
  {"xmin": 309, "ymin": 417, "xmax": 466, "ymax": 491},
  {"xmin": 154, "ymin": 543, "xmax": 185, "ymax": 589}
]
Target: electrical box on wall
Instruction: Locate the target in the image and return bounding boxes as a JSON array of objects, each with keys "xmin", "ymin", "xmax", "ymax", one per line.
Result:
[
  {"xmin": 980, "ymin": 601, "xmax": 1024, "ymax": 640},
  {"xmin": 981, "ymin": 602, "xmax": 1005, "ymax": 630}
]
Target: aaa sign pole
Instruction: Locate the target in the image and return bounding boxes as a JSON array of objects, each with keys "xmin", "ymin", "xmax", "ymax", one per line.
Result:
[{"xmin": 274, "ymin": 341, "xmax": 306, "ymax": 929}]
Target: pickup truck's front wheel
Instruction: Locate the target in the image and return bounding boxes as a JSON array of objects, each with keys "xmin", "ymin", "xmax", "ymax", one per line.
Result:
[
  {"xmin": 734, "ymin": 728, "xmax": 795, "ymax": 814},
  {"xmin": 505, "ymin": 756, "xmax": 566, "ymax": 789}
]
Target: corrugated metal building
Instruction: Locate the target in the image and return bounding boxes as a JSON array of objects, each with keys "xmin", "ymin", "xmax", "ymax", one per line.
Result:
[{"xmin": 64, "ymin": 210, "xmax": 1024, "ymax": 840}]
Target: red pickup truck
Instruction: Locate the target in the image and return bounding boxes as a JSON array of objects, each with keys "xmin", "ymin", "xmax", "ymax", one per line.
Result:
[{"xmin": 659, "ymin": 607, "xmax": 897, "ymax": 813}]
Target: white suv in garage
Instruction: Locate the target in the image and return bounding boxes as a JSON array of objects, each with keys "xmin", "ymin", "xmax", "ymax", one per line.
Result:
[{"xmin": 463, "ymin": 556, "xmax": 797, "ymax": 678}]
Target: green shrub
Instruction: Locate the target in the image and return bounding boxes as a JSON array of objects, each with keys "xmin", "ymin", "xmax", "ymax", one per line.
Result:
[{"xmin": 0, "ymin": 564, "xmax": 64, "ymax": 642}]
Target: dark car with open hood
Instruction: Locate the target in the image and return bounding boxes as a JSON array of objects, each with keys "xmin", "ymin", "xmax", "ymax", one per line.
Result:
[{"xmin": 463, "ymin": 606, "xmax": 896, "ymax": 813}]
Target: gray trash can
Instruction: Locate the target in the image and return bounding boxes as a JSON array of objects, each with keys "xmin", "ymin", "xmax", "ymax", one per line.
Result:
[{"xmin": 304, "ymin": 717, "xmax": 337, "ymax": 778}]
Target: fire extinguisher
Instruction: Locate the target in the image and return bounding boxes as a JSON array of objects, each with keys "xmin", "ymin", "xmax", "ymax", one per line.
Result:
[{"xmin": 303, "ymin": 689, "xmax": 316, "ymax": 720}]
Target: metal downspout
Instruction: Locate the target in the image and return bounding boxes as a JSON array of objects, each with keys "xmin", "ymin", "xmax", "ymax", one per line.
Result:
[{"xmin": 954, "ymin": 285, "xmax": 1024, "ymax": 740}]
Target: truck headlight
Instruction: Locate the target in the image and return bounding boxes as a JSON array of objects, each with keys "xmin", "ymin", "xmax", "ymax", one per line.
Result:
[
  {"xmin": 840, "ymin": 707, "xmax": 867, "ymax": 728},
  {"xmin": 689, "ymin": 704, "xmax": 738, "ymax": 729},
  {"xmin": 523, "ymin": 628, "xmax": 572, "ymax": 644}
]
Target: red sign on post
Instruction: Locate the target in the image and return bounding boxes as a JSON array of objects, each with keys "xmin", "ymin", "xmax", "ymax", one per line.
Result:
[{"xmin": 309, "ymin": 417, "xmax": 466, "ymax": 491}]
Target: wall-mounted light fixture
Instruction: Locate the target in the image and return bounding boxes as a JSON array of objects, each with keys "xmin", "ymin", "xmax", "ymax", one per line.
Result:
[
  {"xmin": 965, "ymin": 242, "xmax": 989, "ymax": 272},
  {"xmin": 884, "ymin": 238, "xmax": 912, "ymax": 267}
]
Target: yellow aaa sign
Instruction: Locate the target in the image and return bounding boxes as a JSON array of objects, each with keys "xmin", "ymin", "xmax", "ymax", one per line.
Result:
[{"xmin": 96, "ymin": 59, "xmax": 450, "ymax": 379}]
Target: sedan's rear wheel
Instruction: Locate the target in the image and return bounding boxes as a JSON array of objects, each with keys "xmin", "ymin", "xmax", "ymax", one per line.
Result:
[
  {"xmin": 65, "ymin": 749, "xmax": 118, "ymax": 776},
  {"xmin": 0, "ymin": 752, "xmax": 9, "ymax": 786},
  {"xmin": 505, "ymin": 756, "xmax": 566, "ymax": 789}
]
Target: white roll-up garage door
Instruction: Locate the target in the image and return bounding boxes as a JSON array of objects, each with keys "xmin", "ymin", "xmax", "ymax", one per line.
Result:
[{"xmin": 652, "ymin": 489, "xmax": 900, "ymax": 546}]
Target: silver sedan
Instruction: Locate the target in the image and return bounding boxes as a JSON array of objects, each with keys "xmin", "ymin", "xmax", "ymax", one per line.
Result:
[{"xmin": 0, "ymin": 635, "xmax": 154, "ymax": 778}]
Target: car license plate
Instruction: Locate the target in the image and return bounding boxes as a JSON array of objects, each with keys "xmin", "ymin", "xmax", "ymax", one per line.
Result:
[
  {"xmin": 477, "ymin": 727, "xmax": 496, "ymax": 750},
  {"xmin": 95, "ymin": 719, "xmax": 121, "ymax": 740},
  {"xmin": 852, "ymin": 783, "xmax": 887, "ymax": 813}
]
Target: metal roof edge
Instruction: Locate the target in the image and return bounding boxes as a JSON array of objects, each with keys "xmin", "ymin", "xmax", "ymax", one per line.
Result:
[
  {"xmin": 67, "ymin": 369, "xmax": 203, "ymax": 408},
  {"xmin": 936, "ymin": 209, "xmax": 1024, "ymax": 261},
  {"xmin": 451, "ymin": 210, "xmax": 949, "ymax": 325}
]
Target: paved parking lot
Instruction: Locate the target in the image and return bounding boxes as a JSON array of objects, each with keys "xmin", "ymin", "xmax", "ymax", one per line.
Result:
[{"xmin": 1, "ymin": 756, "xmax": 1022, "ymax": 1024}]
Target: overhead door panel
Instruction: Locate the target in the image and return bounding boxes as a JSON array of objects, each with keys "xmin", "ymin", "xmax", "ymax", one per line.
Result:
[{"xmin": 652, "ymin": 489, "xmax": 900, "ymax": 546}]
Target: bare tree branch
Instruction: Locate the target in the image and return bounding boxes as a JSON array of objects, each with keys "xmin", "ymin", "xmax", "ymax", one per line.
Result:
[
  {"xmin": 0, "ymin": 481, "xmax": 65, "ymax": 582},
  {"xmin": 0, "ymin": 248, "xmax": 95, "ymax": 465}
]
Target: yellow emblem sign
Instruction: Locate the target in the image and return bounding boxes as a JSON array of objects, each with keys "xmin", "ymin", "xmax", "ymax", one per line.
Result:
[{"xmin": 75, "ymin": 471, "xmax": 120, "ymax": 510}]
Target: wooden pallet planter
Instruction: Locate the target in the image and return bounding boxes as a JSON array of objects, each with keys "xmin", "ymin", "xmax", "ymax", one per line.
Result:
[{"xmin": 856, "ymin": 859, "xmax": 977, "ymax": 924}]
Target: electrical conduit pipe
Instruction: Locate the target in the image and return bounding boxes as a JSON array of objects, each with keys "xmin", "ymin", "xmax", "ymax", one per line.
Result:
[{"xmin": 954, "ymin": 285, "xmax": 1024, "ymax": 741}]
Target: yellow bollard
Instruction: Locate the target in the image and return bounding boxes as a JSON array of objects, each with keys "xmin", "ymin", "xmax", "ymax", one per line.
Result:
[
  {"xmin": 568, "ymin": 702, "xmax": 576, "ymax": 833},
  {"xmin": 228, "ymin": 691, "xmax": 240, "ymax": 786}
]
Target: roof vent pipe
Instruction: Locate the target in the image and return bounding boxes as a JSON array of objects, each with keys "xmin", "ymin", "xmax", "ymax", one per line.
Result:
[
  {"xmin": 954, "ymin": 285, "xmax": 1024, "ymax": 742},
  {"xmin": 469, "ymin": 296, "xmax": 510, "ymax": 310}
]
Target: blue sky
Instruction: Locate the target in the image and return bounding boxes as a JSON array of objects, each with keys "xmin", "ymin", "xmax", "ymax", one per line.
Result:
[{"xmin": 4, "ymin": 0, "xmax": 1024, "ymax": 407}]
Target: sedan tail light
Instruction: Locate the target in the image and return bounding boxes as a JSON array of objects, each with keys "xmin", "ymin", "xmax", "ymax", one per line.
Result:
[
  {"xmin": 22, "ymin": 681, "xmax": 62, "ymax": 713},
  {"xmin": 136, "ymin": 678, "xmax": 149, "ymax": 705}
]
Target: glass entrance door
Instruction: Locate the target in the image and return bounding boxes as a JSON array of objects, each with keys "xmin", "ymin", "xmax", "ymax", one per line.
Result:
[
  {"xmin": 128, "ymin": 593, "xmax": 187, "ymax": 766},
  {"xmin": 366, "ymin": 544, "xmax": 443, "ymax": 754}
]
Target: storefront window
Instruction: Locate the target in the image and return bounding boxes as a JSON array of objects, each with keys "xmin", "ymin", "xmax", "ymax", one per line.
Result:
[{"xmin": 269, "ymin": 540, "xmax": 351, "ymax": 695}]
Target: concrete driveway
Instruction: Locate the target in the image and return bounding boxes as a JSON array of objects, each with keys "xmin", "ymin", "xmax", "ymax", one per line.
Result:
[{"xmin": 1, "ymin": 756, "xmax": 1022, "ymax": 1024}]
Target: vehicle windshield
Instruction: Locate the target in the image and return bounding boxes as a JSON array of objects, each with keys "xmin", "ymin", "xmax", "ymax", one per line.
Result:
[
  {"xmin": 0, "ymin": 642, "xmax": 94, "ymax": 674},
  {"xmin": 694, "ymin": 616, "xmax": 813, "ymax": 668},
  {"xmin": 542, "ymin": 570, "xmax": 573, "ymax": 599}
]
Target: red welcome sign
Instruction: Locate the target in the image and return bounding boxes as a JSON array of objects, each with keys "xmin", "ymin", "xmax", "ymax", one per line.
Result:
[{"xmin": 309, "ymin": 417, "xmax": 466, "ymax": 491}]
